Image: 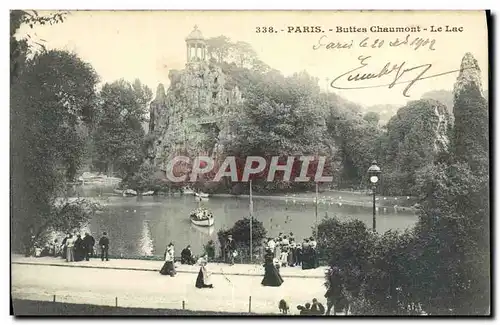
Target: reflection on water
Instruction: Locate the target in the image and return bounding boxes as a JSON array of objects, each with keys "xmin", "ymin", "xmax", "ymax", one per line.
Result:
[
  {"xmin": 79, "ymin": 187, "xmax": 418, "ymax": 257},
  {"xmin": 139, "ymin": 220, "xmax": 154, "ymax": 256}
]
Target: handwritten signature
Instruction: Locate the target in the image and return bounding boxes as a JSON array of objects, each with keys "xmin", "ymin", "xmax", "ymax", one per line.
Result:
[{"xmin": 330, "ymin": 55, "xmax": 473, "ymax": 97}]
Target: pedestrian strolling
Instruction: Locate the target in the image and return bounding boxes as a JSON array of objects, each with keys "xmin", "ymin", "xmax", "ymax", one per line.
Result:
[
  {"xmin": 83, "ymin": 232, "xmax": 95, "ymax": 261},
  {"xmin": 98, "ymin": 232, "xmax": 109, "ymax": 261},
  {"xmin": 225, "ymin": 234, "xmax": 236, "ymax": 265},
  {"xmin": 261, "ymin": 248, "xmax": 284, "ymax": 287},
  {"xmin": 160, "ymin": 243, "xmax": 176, "ymax": 277},
  {"xmin": 65, "ymin": 234, "xmax": 75, "ymax": 262}
]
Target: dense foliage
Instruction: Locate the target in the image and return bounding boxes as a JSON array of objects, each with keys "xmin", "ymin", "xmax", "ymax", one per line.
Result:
[
  {"xmin": 92, "ymin": 79, "xmax": 152, "ymax": 179},
  {"xmin": 10, "ymin": 11, "xmax": 101, "ymax": 252},
  {"xmin": 378, "ymin": 99, "xmax": 452, "ymax": 195},
  {"xmin": 217, "ymin": 217, "xmax": 267, "ymax": 261},
  {"xmin": 318, "ymin": 53, "xmax": 489, "ymax": 315}
]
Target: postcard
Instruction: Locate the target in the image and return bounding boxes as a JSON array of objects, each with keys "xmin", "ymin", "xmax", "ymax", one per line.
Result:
[{"xmin": 10, "ymin": 10, "xmax": 490, "ymax": 316}]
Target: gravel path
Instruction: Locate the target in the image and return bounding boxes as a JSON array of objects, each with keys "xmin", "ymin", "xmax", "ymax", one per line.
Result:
[{"xmin": 11, "ymin": 262, "xmax": 327, "ymax": 315}]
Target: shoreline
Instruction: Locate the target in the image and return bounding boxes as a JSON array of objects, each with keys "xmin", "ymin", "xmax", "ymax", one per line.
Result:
[{"xmin": 209, "ymin": 193, "xmax": 417, "ymax": 211}]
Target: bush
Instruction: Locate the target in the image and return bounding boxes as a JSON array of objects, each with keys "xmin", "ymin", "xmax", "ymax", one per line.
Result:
[
  {"xmin": 317, "ymin": 216, "xmax": 375, "ymax": 299},
  {"xmin": 217, "ymin": 217, "xmax": 267, "ymax": 262}
]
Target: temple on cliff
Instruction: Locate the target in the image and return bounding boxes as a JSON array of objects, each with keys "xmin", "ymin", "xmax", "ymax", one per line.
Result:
[{"xmin": 147, "ymin": 26, "xmax": 243, "ymax": 171}]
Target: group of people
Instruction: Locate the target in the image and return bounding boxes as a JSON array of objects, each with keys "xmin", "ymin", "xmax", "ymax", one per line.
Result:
[
  {"xmin": 265, "ymin": 233, "xmax": 319, "ymax": 270},
  {"xmin": 296, "ymin": 298, "xmax": 326, "ymax": 315},
  {"xmin": 31, "ymin": 231, "xmax": 111, "ymax": 262},
  {"xmin": 159, "ymin": 242, "xmax": 214, "ymax": 289}
]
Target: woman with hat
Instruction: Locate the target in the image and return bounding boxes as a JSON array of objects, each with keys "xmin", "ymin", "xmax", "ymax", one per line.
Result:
[
  {"xmin": 195, "ymin": 254, "xmax": 213, "ymax": 289},
  {"xmin": 261, "ymin": 248, "xmax": 284, "ymax": 287},
  {"xmin": 159, "ymin": 243, "xmax": 176, "ymax": 277}
]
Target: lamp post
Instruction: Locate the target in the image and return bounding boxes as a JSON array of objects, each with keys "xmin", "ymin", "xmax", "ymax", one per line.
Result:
[{"xmin": 367, "ymin": 160, "xmax": 381, "ymax": 232}]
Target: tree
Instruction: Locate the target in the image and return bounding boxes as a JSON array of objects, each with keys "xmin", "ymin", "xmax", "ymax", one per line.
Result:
[
  {"xmin": 10, "ymin": 10, "xmax": 69, "ymax": 83},
  {"xmin": 363, "ymin": 112, "xmax": 380, "ymax": 125},
  {"xmin": 11, "ymin": 12, "xmax": 99, "ymax": 252},
  {"xmin": 217, "ymin": 217, "xmax": 267, "ymax": 261},
  {"xmin": 317, "ymin": 216, "xmax": 374, "ymax": 299},
  {"xmin": 421, "ymin": 90, "xmax": 454, "ymax": 114},
  {"xmin": 222, "ymin": 70, "xmax": 333, "ymax": 192},
  {"xmin": 121, "ymin": 161, "xmax": 164, "ymax": 193},
  {"xmin": 231, "ymin": 41, "xmax": 258, "ymax": 68},
  {"xmin": 93, "ymin": 79, "xmax": 152, "ymax": 178},
  {"xmin": 361, "ymin": 230, "xmax": 418, "ymax": 315},
  {"xmin": 206, "ymin": 35, "xmax": 232, "ymax": 63},
  {"xmin": 324, "ymin": 96, "xmax": 382, "ymax": 189},
  {"xmin": 378, "ymin": 99, "xmax": 452, "ymax": 195},
  {"xmin": 412, "ymin": 162, "xmax": 489, "ymax": 315},
  {"xmin": 397, "ymin": 53, "xmax": 490, "ymax": 315},
  {"xmin": 452, "ymin": 53, "xmax": 488, "ymax": 175}
]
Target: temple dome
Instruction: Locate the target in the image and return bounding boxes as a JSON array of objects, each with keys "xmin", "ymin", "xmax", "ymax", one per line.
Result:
[{"xmin": 185, "ymin": 25, "xmax": 205, "ymax": 42}]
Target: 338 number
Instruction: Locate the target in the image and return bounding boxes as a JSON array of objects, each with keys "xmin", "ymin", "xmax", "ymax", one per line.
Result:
[{"xmin": 255, "ymin": 27, "xmax": 275, "ymax": 33}]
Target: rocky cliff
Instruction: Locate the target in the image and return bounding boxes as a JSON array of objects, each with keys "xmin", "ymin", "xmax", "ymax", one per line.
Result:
[
  {"xmin": 381, "ymin": 99, "xmax": 452, "ymax": 194},
  {"xmin": 147, "ymin": 61, "xmax": 242, "ymax": 171}
]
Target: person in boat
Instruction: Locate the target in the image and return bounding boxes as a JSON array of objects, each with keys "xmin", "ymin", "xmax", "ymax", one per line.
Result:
[
  {"xmin": 195, "ymin": 254, "xmax": 213, "ymax": 289},
  {"xmin": 160, "ymin": 243, "xmax": 176, "ymax": 277},
  {"xmin": 225, "ymin": 235, "xmax": 236, "ymax": 265},
  {"xmin": 261, "ymin": 248, "xmax": 284, "ymax": 287},
  {"xmin": 181, "ymin": 245, "xmax": 196, "ymax": 265}
]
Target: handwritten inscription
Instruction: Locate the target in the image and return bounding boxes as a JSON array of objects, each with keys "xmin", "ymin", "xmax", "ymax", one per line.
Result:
[
  {"xmin": 330, "ymin": 55, "xmax": 474, "ymax": 97},
  {"xmin": 313, "ymin": 34, "xmax": 436, "ymax": 51}
]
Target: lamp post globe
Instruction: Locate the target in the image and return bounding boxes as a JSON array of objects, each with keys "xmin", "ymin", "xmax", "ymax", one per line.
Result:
[{"xmin": 368, "ymin": 160, "xmax": 381, "ymax": 178}]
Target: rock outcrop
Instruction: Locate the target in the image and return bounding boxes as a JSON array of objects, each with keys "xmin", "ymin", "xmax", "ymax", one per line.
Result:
[
  {"xmin": 147, "ymin": 50, "xmax": 242, "ymax": 171},
  {"xmin": 384, "ymin": 98, "xmax": 452, "ymax": 167},
  {"xmin": 453, "ymin": 52, "xmax": 483, "ymax": 100}
]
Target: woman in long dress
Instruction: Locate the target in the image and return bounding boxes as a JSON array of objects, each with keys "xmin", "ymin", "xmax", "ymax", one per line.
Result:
[
  {"xmin": 261, "ymin": 249, "xmax": 284, "ymax": 287},
  {"xmin": 195, "ymin": 254, "xmax": 213, "ymax": 288},
  {"xmin": 159, "ymin": 243, "xmax": 176, "ymax": 277}
]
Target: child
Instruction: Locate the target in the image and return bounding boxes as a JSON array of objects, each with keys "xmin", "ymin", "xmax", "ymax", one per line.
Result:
[{"xmin": 280, "ymin": 248, "xmax": 288, "ymax": 267}]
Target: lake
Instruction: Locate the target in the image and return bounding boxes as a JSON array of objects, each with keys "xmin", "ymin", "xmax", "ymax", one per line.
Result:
[{"xmin": 78, "ymin": 187, "xmax": 418, "ymax": 258}]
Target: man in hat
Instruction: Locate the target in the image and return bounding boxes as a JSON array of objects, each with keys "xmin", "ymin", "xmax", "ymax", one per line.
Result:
[
  {"xmin": 225, "ymin": 234, "xmax": 236, "ymax": 265},
  {"xmin": 98, "ymin": 232, "xmax": 110, "ymax": 261},
  {"xmin": 83, "ymin": 232, "xmax": 95, "ymax": 261}
]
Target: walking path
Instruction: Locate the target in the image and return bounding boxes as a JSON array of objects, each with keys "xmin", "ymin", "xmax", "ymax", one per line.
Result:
[
  {"xmin": 11, "ymin": 255, "xmax": 327, "ymax": 278},
  {"xmin": 11, "ymin": 255, "xmax": 330, "ymax": 315}
]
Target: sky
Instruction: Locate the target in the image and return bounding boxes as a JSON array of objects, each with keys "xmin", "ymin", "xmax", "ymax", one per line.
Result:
[{"xmin": 16, "ymin": 10, "xmax": 489, "ymax": 107}]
